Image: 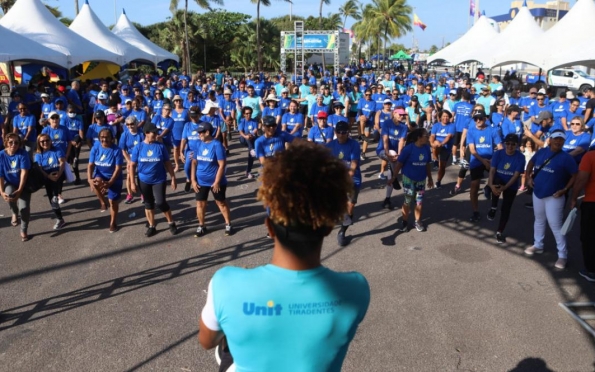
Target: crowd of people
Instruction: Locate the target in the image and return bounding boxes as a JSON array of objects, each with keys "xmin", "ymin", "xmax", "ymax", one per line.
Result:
[{"xmin": 0, "ymin": 65, "xmax": 594, "ymax": 276}]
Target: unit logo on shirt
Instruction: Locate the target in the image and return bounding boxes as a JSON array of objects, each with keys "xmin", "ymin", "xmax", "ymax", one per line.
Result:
[
  {"xmin": 479, "ymin": 136, "xmax": 486, "ymax": 143},
  {"xmin": 100, "ymin": 154, "xmax": 106, "ymax": 161},
  {"xmin": 504, "ymin": 162, "xmax": 510, "ymax": 170},
  {"xmin": 10, "ymin": 160, "xmax": 16, "ymax": 169},
  {"xmin": 243, "ymin": 301, "xmax": 283, "ymax": 316},
  {"xmin": 338, "ymin": 151, "xmax": 344, "ymax": 160},
  {"xmin": 440, "ymin": 129, "xmax": 445, "ymax": 133},
  {"xmin": 147, "ymin": 150, "xmax": 153, "ymax": 156},
  {"xmin": 48, "ymin": 157, "xmax": 54, "ymax": 165},
  {"xmin": 192, "ymin": 131, "xmax": 197, "ymax": 135},
  {"xmin": 202, "ymin": 148, "xmax": 209, "ymax": 156},
  {"xmin": 269, "ymin": 143, "xmax": 274, "ymax": 151},
  {"xmin": 419, "ymin": 153, "xmax": 424, "ymax": 161},
  {"xmin": 54, "ymin": 134, "xmax": 59, "ymax": 139},
  {"xmin": 570, "ymin": 139, "xmax": 576, "ymax": 145},
  {"xmin": 394, "ymin": 130, "xmax": 399, "ymax": 135},
  {"xmin": 133, "ymin": 140, "xmax": 138, "ymax": 146}
]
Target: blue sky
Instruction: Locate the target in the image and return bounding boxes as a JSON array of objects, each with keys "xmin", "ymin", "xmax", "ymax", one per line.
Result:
[{"xmin": 55, "ymin": 0, "xmax": 522, "ymax": 50}]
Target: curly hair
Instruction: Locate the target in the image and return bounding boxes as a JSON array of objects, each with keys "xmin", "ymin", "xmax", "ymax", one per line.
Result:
[{"xmin": 257, "ymin": 141, "xmax": 352, "ymax": 230}]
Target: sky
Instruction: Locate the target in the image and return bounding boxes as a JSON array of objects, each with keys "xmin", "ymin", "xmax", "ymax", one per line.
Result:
[{"xmin": 49, "ymin": 0, "xmax": 538, "ymax": 50}]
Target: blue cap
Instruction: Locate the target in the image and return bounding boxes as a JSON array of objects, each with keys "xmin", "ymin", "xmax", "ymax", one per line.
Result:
[{"xmin": 197, "ymin": 121, "xmax": 213, "ymax": 133}]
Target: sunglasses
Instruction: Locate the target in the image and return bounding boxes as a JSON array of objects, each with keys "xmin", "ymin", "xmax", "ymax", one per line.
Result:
[
  {"xmin": 474, "ymin": 118, "xmax": 484, "ymax": 122},
  {"xmin": 50, "ymin": 116, "xmax": 59, "ymax": 119},
  {"xmin": 39, "ymin": 140, "xmax": 50, "ymax": 144},
  {"xmin": 570, "ymin": 122, "xmax": 582, "ymax": 126},
  {"xmin": 365, "ymin": 94, "xmax": 371, "ymax": 96},
  {"xmin": 537, "ymin": 99, "xmax": 544, "ymax": 101}
]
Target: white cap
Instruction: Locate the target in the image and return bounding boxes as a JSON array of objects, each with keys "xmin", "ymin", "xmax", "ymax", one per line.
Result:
[
  {"xmin": 550, "ymin": 131, "xmax": 566, "ymax": 140},
  {"xmin": 538, "ymin": 88, "xmax": 546, "ymax": 94},
  {"xmin": 201, "ymin": 100, "xmax": 219, "ymax": 114}
]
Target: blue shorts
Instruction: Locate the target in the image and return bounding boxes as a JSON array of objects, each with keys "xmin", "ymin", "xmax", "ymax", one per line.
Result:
[
  {"xmin": 107, "ymin": 181, "xmax": 123, "ymax": 201},
  {"xmin": 172, "ymin": 139, "xmax": 182, "ymax": 147}
]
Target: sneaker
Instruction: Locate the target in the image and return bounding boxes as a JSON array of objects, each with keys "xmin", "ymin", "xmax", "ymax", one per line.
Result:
[
  {"xmin": 169, "ymin": 222, "xmax": 178, "ymax": 235},
  {"xmin": 435, "ymin": 181, "xmax": 442, "ymax": 189},
  {"xmin": 342, "ymin": 214, "xmax": 353, "ymax": 227},
  {"xmin": 449, "ymin": 186, "xmax": 461, "ymax": 196},
  {"xmin": 124, "ymin": 194, "xmax": 134, "ymax": 204},
  {"xmin": 579, "ymin": 270, "xmax": 595, "ymax": 283},
  {"xmin": 554, "ymin": 258, "xmax": 567, "ymax": 270},
  {"xmin": 392, "ymin": 177, "xmax": 401, "ymax": 190},
  {"xmin": 524, "ymin": 246, "xmax": 544, "ymax": 256},
  {"xmin": 194, "ymin": 225, "xmax": 206, "ymax": 237},
  {"xmin": 453, "ymin": 158, "xmax": 459, "ymax": 165},
  {"xmin": 524, "ymin": 202, "xmax": 533, "ymax": 209},
  {"xmin": 140, "ymin": 195, "xmax": 145, "ymax": 203},
  {"xmin": 109, "ymin": 224, "xmax": 119, "ymax": 233},
  {"xmin": 53, "ymin": 219, "xmax": 66, "ymax": 230},
  {"xmin": 487, "ymin": 208, "xmax": 497, "ymax": 221},
  {"xmin": 378, "ymin": 173, "xmax": 387, "ymax": 180},
  {"xmin": 58, "ymin": 197, "xmax": 65, "ymax": 204},
  {"xmin": 225, "ymin": 224, "xmax": 232, "ymax": 236},
  {"xmin": 400, "ymin": 220, "xmax": 409, "ymax": 232},
  {"xmin": 432, "ymin": 161, "xmax": 439, "ymax": 170},
  {"xmin": 496, "ymin": 232, "xmax": 506, "ymax": 244},
  {"xmin": 414, "ymin": 220, "xmax": 425, "ymax": 232},
  {"xmin": 249, "ymin": 149, "xmax": 256, "ymax": 157},
  {"xmin": 337, "ymin": 230, "xmax": 348, "ymax": 247},
  {"xmin": 469, "ymin": 212, "xmax": 481, "ymax": 222},
  {"xmin": 381, "ymin": 197, "xmax": 393, "ymax": 210},
  {"xmin": 360, "ymin": 153, "xmax": 366, "ymax": 161},
  {"xmin": 145, "ymin": 226, "xmax": 156, "ymax": 237},
  {"xmin": 483, "ymin": 185, "xmax": 492, "ymax": 200},
  {"xmin": 266, "ymin": 232, "xmax": 271, "ymax": 239},
  {"xmin": 246, "ymin": 173, "xmax": 254, "ymax": 179},
  {"xmin": 184, "ymin": 181, "xmax": 191, "ymax": 192}
]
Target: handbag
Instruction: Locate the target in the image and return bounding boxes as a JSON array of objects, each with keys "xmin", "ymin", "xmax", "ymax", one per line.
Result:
[
  {"xmin": 561, "ymin": 207, "xmax": 577, "ymax": 235},
  {"xmin": 24, "ymin": 164, "xmax": 45, "ymax": 193},
  {"xmin": 64, "ymin": 165, "xmax": 76, "ymax": 183}
]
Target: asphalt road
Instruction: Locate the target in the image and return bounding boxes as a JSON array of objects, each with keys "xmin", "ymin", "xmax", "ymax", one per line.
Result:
[{"xmin": 0, "ymin": 137, "xmax": 594, "ymax": 372}]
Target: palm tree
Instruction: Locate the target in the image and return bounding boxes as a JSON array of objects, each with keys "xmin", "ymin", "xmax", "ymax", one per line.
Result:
[
  {"xmin": 318, "ymin": 0, "xmax": 331, "ymax": 72},
  {"xmin": 0, "ymin": 0, "xmax": 15, "ymax": 15},
  {"xmin": 251, "ymin": 0, "xmax": 291, "ymax": 72},
  {"xmin": 170, "ymin": 0, "xmax": 224, "ymax": 72},
  {"xmin": 339, "ymin": 0, "xmax": 360, "ymax": 29},
  {"xmin": 363, "ymin": 0, "xmax": 412, "ymax": 69}
]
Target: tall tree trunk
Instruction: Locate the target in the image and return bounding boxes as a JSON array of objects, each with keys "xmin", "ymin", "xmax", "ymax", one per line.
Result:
[
  {"xmin": 319, "ymin": 1, "xmax": 326, "ymax": 74},
  {"xmin": 256, "ymin": 0, "xmax": 262, "ymax": 72},
  {"xmin": 383, "ymin": 24, "xmax": 388, "ymax": 70},
  {"xmin": 184, "ymin": 0, "xmax": 191, "ymax": 73},
  {"xmin": 74, "ymin": 0, "xmax": 79, "ymax": 14}
]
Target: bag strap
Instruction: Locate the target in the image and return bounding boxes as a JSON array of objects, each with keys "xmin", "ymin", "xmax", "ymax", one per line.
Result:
[{"xmin": 533, "ymin": 150, "xmax": 561, "ymax": 179}]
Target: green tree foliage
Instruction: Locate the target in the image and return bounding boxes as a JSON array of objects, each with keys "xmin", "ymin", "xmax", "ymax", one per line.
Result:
[
  {"xmin": 339, "ymin": 0, "xmax": 361, "ymax": 28},
  {"xmin": 231, "ymin": 19, "xmax": 280, "ymax": 72},
  {"xmin": 429, "ymin": 45, "xmax": 438, "ymax": 54}
]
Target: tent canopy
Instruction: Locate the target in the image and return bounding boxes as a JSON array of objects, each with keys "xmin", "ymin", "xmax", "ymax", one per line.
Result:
[
  {"xmin": 112, "ymin": 10, "xmax": 179, "ymax": 64},
  {"xmin": 390, "ymin": 51, "xmax": 411, "ymax": 60},
  {"xmin": 453, "ymin": 5, "xmax": 543, "ymax": 67},
  {"xmin": 0, "ymin": 0, "xmax": 121, "ymax": 67},
  {"xmin": 0, "ymin": 25, "xmax": 69, "ymax": 67},
  {"xmin": 428, "ymin": 16, "xmax": 499, "ymax": 65},
  {"xmin": 70, "ymin": 1, "xmax": 155, "ymax": 65}
]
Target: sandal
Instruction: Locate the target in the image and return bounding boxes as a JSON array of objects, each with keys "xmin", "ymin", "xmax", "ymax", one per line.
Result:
[
  {"xmin": 21, "ymin": 232, "xmax": 29, "ymax": 242},
  {"xmin": 11, "ymin": 215, "xmax": 19, "ymax": 227}
]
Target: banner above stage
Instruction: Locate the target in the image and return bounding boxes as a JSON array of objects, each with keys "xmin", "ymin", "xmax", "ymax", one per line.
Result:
[{"xmin": 282, "ymin": 34, "xmax": 337, "ymax": 50}]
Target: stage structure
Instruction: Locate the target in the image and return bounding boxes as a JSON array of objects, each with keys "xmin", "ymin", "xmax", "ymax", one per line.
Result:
[{"xmin": 280, "ymin": 21, "xmax": 349, "ymax": 77}]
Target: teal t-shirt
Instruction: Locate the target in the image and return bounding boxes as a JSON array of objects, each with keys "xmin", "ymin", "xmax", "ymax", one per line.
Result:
[{"xmin": 210, "ymin": 264, "xmax": 370, "ymax": 372}]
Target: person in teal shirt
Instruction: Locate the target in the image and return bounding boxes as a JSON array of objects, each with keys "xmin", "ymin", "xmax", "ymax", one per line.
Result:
[{"xmin": 199, "ymin": 141, "xmax": 370, "ymax": 372}]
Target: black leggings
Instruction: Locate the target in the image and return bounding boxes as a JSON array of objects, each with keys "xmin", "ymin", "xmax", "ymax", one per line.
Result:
[
  {"xmin": 581, "ymin": 202, "xmax": 595, "ymax": 273},
  {"xmin": 139, "ymin": 181, "xmax": 170, "ymax": 212},
  {"xmin": 239, "ymin": 136, "xmax": 256, "ymax": 173},
  {"xmin": 45, "ymin": 176, "xmax": 65, "ymax": 219},
  {"xmin": 68, "ymin": 145, "xmax": 82, "ymax": 180},
  {"xmin": 490, "ymin": 177, "xmax": 517, "ymax": 233}
]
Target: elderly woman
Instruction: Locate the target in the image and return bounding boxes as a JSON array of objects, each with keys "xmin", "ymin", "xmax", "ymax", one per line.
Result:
[
  {"xmin": 35, "ymin": 133, "xmax": 67, "ymax": 230},
  {"xmin": 525, "ymin": 130, "xmax": 578, "ymax": 269},
  {"xmin": 0, "ymin": 133, "xmax": 31, "ymax": 241},
  {"xmin": 88, "ymin": 128, "xmax": 124, "ymax": 232},
  {"xmin": 563, "ymin": 116, "xmax": 591, "ymax": 164}
]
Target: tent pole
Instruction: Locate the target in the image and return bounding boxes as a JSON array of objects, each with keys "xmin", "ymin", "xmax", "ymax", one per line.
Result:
[{"xmin": 7, "ymin": 61, "xmax": 16, "ymax": 89}]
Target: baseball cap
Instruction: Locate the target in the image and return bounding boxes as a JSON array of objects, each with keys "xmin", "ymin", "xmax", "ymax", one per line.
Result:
[
  {"xmin": 333, "ymin": 101, "xmax": 345, "ymax": 109},
  {"xmin": 224, "ymin": 89, "xmax": 232, "ymax": 95},
  {"xmin": 94, "ymin": 110, "xmax": 106, "ymax": 118},
  {"xmin": 503, "ymin": 133, "xmax": 519, "ymax": 143},
  {"xmin": 335, "ymin": 121, "xmax": 349, "ymax": 132},
  {"xmin": 144, "ymin": 123, "xmax": 159, "ymax": 134},
  {"xmin": 48, "ymin": 111, "xmax": 59, "ymax": 119},
  {"xmin": 197, "ymin": 121, "xmax": 213, "ymax": 133},
  {"xmin": 172, "ymin": 95, "xmax": 182, "ymax": 101},
  {"xmin": 536, "ymin": 110, "xmax": 553, "ymax": 122},
  {"xmin": 41, "ymin": 93, "xmax": 49, "ymax": 98},
  {"xmin": 97, "ymin": 92, "xmax": 108, "ymax": 100},
  {"xmin": 189, "ymin": 108, "xmax": 200, "ymax": 117},
  {"xmin": 472, "ymin": 111, "xmax": 486, "ymax": 120},
  {"xmin": 393, "ymin": 108, "xmax": 407, "ymax": 115},
  {"xmin": 281, "ymin": 88, "xmax": 289, "ymax": 93},
  {"xmin": 262, "ymin": 115, "xmax": 277, "ymax": 127},
  {"xmin": 125, "ymin": 98, "xmax": 132, "ymax": 104},
  {"xmin": 317, "ymin": 111, "xmax": 328, "ymax": 119},
  {"xmin": 538, "ymin": 88, "xmax": 546, "ymax": 95},
  {"xmin": 383, "ymin": 99, "xmax": 392, "ymax": 105},
  {"xmin": 481, "ymin": 86, "xmax": 489, "ymax": 91},
  {"xmin": 565, "ymin": 91, "xmax": 575, "ymax": 99},
  {"xmin": 57, "ymin": 85, "xmax": 66, "ymax": 92},
  {"xmin": 550, "ymin": 130, "xmax": 566, "ymax": 140}
]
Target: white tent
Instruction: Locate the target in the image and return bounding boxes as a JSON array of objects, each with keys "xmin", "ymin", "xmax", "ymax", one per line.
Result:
[
  {"xmin": 69, "ymin": 1, "xmax": 155, "ymax": 65},
  {"xmin": 493, "ymin": 0, "xmax": 595, "ymax": 70},
  {"xmin": 453, "ymin": 5, "xmax": 543, "ymax": 68},
  {"xmin": 112, "ymin": 10, "xmax": 179, "ymax": 64},
  {"xmin": 0, "ymin": 25, "xmax": 69, "ymax": 67},
  {"xmin": 0, "ymin": 0, "xmax": 121, "ymax": 67},
  {"xmin": 428, "ymin": 16, "xmax": 499, "ymax": 65}
]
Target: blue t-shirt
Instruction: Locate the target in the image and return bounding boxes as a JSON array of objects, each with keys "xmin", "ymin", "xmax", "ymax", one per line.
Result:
[
  {"xmin": 262, "ymin": 106, "xmax": 281, "ymax": 121},
  {"xmin": 42, "ymin": 125, "xmax": 72, "ymax": 154},
  {"xmin": 490, "ymin": 112, "xmax": 505, "ymax": 128},
  {"xmin": 308, "ymin": 126, "xmax": 334, "ymax": 143},
  {"xmin": 63, "ymin": 117, "xmax": 83, "ymax": 138},
  {"xmin": 281, "ymin": 112, "xmax": 304, "ymax": 137},
  {"xmin": 501, "ymin": 117, "xmax": 523, "ymax": 141},
  {"xmin": 171, "ymin": 109, "xmax": 189, "ymax": 141},
  {"xmin": 453, "ymin": 101, "xmax": 473, "ymax": 132},
  {"xmin": 41, "ymin": 102, "xmax": 55, "ymax": 118},
  {"xmin": 131, "ymin": 142, "xmax": 170, "ymax": 184},
  {"xmin": 182, "ymin": 121, "xmax": 202, "ymax": 155},
  {"xmin": 119, "ymin": 130, "xmax": 145, "ymax": 154},
  {"xmin": 466, "ymin": 125, "xmax": 502, "ymax": 169},
  {"xmin": 13, "ymin": 115, "xmax": 37, "ymax": 141},
  {"xmin": 209, "ymin": 265, "xmax": 369, "ymax": 372},
  {"xmin": 220, "ymin": 99, "xmax": 237, "ymax": 118},
  {"xmin": 326, "ymin": 138, "xmax": 362, "ymax": 187},
  {"xmin": 255, "ymin": 133, "xmax": 294, "ymax": 159},
  {"xmin": 151, "ymin": 115, "xmax": 174, "ymax": 146},
  {"xmin": 529, "ymin": 104, "xmax": 550, "ymax": 123},
  {"xmin": 35, "ymin": 148, "xmax": 64, "ymax": 173},
  {"xmin": 551, "ymin": 101, "xmax": 569, "ymax": 128},
  {"xmin": 377, "ymin": 121, "xmax": 407, "ymax": 154},
  {"xmin": 0, "ymin": 149, "xmax": 31, "ymax": 187},
  {"xmin": 563, "ymin": 131, "xmax": 591, "ymax": 163},
  {"xmin": 430, "ymin": 122, "xmax": 456, "ymax": 150},
  {"xmin": 201, "ymin": 115, "xmax": 224, "ymax": 137},
  {"xmin": 86, "ymin": 123, "xmax": 110, "ymax": 147},
  {"xmin": 327, "ymin": 114, "xmax": 348, "ymax": 128},
  {"xmin": 89, "ymin": 144, "xmax": 124, "ymax": 181},
  {"xmin": 530, "ymin": 148, "xmax": 578, "ymax": 199},
  {"xmin": 491, "ymin": 149, "xmax": 525, "ymax": 190},
  {"xmin": 357, "ymin": 99, "xmax": 376, "ymax": 123},
  {"xmin": 238, "ymin": 118, "xmax": 259, "ymax": 136},
  {"xmin": 398, "ymin": 143, "xmax": 432, "ymax": 182},
  {"xmin": 195, "ymin": 140, "xmax": 227, "ymax": 186},
  {"xmin": 129, "ymin": 109, "xmax": 147, "ymax": 127}
]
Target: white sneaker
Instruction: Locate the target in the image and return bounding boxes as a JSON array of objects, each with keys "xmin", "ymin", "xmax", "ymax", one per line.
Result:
[
  {"xmin": 524, "ymin": 246, "xmax": 544, "ymax": 256},
  {"xmin": 58, "ymin": 197, "xmax": 65, "ymax": 204},
  {"xmin": 249, "ymin": 149, "xmax": 256, "ymax": 157},
  {"xmin": 554, "ymin": 258, "xmax": 567, "ymax": 269}
]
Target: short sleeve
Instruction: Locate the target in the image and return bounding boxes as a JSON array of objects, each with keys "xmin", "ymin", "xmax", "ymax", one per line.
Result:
[
  {"xmin": 130, "ymin": 144, "xmax": 139, "ymax": 163},
  {"xmin": 89, "ymin": 146, "xmax": 97, "ymax": 163},
  {"xmin": 115, "ymin": 147, "xmax": 124, "ymax": 166},
  {"xmin": 215, "ymin": 142, "xmax": 226, "ymax": 161},
  {"xmin": 201, "ymin": 279, "xmax": 221, "ymax": 331},
  {"xmin": 491, "ymin": 150, "xmax": 500, "ymax": 167},
  {"xmin": 118, "ymin": 132, "xmax": 127, "ymax": 150},
  {"xmin": 516, "ymin": 153, "xmax": 526, "ymax": 173}
]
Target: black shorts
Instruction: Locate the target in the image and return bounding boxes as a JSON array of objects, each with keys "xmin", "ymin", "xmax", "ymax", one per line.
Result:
[
  {"xmin": 348, "ymin": 111, "xmax": 357, "ymax": 118},
  {"xmin": 470, "ymin": 164, "xmax": 488, "ymax": 181},
  {"xmin": 454, "ymin": 131, "xmax": 464, "ymax": 147},
  {"xmin": 195, "ymin": 184, "xmax": 227, "ymax": 202},
  {"xmin": 438, "ymin": 147, "xmax": 450, "ymax": 162},
  {"xmin": 300, "ymin": 105, "xmax": 308, "ymax": 116}
]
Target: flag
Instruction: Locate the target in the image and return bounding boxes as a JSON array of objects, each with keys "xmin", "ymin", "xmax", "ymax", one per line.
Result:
[
  {"xmin": 413, "ymin": 14, "xmax": 426, "ymax": 31},
  {"xmin": 342, "ymin": 28, "xmax": 354, "ymax": 39},
  {"xmin": 469, "ymin": 0, "xmax": 475, "ymax": 16}
]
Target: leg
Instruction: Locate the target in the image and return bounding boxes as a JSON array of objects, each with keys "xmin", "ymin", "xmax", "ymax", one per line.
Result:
[
  {"xmin": 213, "ymin": 186, "xmax": 231, "ymax": 225},
  {"xmin": 532, "ymin": 194, "xmax": 547, "ymax": 249},
  {"xmin": 470, "ymin": 179, "xmax": 480, "ymax": 212},
  {"xmin": 109, "ymin": 199, "xmax": 119, "ymax": 230},
  {"xmin": 497, "ymin": 189, "xmax": 517, "ymax": 233},
  {"xmin": 196, "ymin": 200, "xmax": 207, "ymax": 226},
  {"xmin": 140, "ymin": 180, "xmax": 156, "ymax": 227},
  {"xmin": 17, "ymin": 190, "xmax": 31, "ymax": 239},
  {"xmin": 544, "ymin": 196, "xmax": 567, "ymax": 259},
  {"xmin": 173, "ymin": 146, "xmax": 181, "ymax": 171},
  {"xmin": 153, "ymin": 182, "xmax": 172, "ymax": 222},
  {"xmin": 580, "ymin": 202, "xmax": 595, "ymax": 273}
]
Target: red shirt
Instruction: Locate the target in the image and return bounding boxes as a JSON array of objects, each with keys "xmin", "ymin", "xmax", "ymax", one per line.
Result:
[{"xmin": 579, "ymin": 151, "xmax": 595, "ymax": 202}]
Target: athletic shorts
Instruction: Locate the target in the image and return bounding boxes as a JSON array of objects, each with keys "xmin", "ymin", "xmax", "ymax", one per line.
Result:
[
  {"xmin": 195, "ymin": 184, "xmax": 227, "ymax": 202},
  {"xmin": 172, "ymin": 139, "xmax": 182, "ymax": 147},
  {"xmin": 437, "ymin": 147, "xmax": 450, "ymax": 162},
  {"xmin": 402, "ymin": 175, "xmax": 426, "ymax": 205},
  {"xmin": 470, "ymin": 164, "xmax": 488, "ymax": 181},
  {"xmin": 300, "ymin": 105, "xmax": 308, "ymax": 116},
  {"xmin": 348, "ymin": 111, "xmax": 357, "ymax": 118},
  {"xmin": 454, "ymin": 131, "xmax": 464, "ymax": 147}
]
